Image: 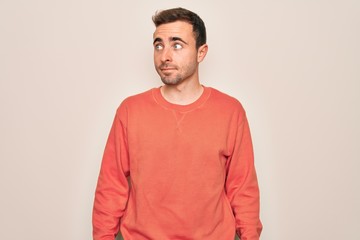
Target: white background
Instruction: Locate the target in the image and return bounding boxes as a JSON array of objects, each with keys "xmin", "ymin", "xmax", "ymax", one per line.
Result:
[{"xmin": 1, "ymin": 0, "xmax": 359, "ymax": 239}]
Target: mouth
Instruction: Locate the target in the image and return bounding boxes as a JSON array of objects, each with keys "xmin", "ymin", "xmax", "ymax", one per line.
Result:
[
  {"xmin": 160, "ymin": 68, "xmax": 176, "ymax": 75},
  {"xmin": 160, "ymin": 67, "xmax": 176, "ymax": 70},
  {"xmin": 159, "ymin": 64, "xmax": 177, "ymax": 71}
]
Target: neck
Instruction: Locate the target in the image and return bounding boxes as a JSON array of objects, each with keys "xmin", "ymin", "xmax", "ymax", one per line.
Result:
[{"xmin": 160, "ymin": 80, "xmax": 204, "ymax": 105}]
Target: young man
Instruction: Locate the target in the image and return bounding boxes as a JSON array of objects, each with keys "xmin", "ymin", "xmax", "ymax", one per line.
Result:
[{"xmin": 93, "ymin": 7, "xmax": 262, "ymax": 240}]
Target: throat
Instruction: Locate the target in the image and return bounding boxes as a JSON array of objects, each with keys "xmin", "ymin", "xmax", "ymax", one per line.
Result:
[{"xmin": 160, "ymin": 84, "xmax": 204, "ymax": 105}]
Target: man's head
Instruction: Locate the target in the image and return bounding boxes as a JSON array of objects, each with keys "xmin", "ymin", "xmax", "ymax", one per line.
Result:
[
  {"xmin": 152, "ymin": 8, "xmax": 208, "ymax": 86},
  {"xmin": 152, "ymin": 7, "xmax": 206, "ymax": 49}
]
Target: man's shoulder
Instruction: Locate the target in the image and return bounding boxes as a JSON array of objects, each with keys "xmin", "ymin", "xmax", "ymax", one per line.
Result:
[
  {"xmin": 208, "ymin": 87, "xmax": 245, "ymax": 111},
  {"xmin": 120, "ymin": 88, "xmax": 156, "ymax": 106},
  {"xmin": 115, "ymin": 88, "xmax": 157, "ymax": 115}
]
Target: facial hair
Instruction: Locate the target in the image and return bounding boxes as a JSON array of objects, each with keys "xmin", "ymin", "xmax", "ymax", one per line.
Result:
[
  {"xmin": 160, "ymin": 73, "xmax": 183, "ymax": 85},
  {"xmin": 157, "ymin": 62, "xmax": 197, "ymax": 86}
]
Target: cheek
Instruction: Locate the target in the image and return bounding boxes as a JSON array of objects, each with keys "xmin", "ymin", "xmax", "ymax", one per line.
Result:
[
  {"xmin": 153, "ymin": 53, "xmax": 160, "ymax": 64},
  {"xmin": 175, "ymin": 51, "xmax": 196, "ymax": 63}
]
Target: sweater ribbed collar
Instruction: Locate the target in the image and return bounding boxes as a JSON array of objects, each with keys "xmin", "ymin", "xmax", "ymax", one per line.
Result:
[{"xmin": 152, "ymin": 86, "xmax": 211, "ymax": 112}]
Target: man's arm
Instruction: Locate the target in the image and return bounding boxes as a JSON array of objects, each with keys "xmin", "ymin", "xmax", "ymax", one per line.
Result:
[
  {"xmin": 225, "ymin": 113, "xmax": 262, "ymax": 240},
  {"xmin": 93, "ymin": 105, "xmax": 130, "ymax": 240}
]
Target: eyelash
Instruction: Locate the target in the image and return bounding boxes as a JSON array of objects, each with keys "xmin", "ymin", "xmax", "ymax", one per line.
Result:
[
  {"xmin": 155, "ymin": 44, "xmax": 163, "ymax": 50},
  {"xmin": 154, "ymin": 43, "xmax": 183, "ymax": 50},
  {"xmin": 173, "ymin": 43, "xmax": 182, "ymax": 49}
]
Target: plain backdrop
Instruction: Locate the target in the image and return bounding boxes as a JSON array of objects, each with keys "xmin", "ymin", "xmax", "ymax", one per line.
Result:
[{"xmin": 1, "ymin": 0, "xmax": 359, "ymax": 239}]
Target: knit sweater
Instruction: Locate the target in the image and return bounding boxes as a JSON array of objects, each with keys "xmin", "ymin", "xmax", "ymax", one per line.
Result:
[{"xmin": 93, "ymin": 86, "xmax": 262, "ymax": 240}]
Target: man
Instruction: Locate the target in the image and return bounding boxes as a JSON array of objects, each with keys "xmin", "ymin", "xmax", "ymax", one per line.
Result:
[{"xmin": 93, "ymin": 7, "xmax": 262, "ymax": 240}]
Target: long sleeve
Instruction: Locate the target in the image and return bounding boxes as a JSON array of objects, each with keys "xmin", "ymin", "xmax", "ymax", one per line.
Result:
[
  {"xmin": 92, "ymin": 104, "xmax": 130, "ymax": 240},
  {"xmin": 225, "ymin": 113, "xmax": 262, "ymax": 240}
]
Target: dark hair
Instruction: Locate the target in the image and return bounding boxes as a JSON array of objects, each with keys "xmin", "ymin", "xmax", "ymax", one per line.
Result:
[{"xmin": 152, "ymin": 7, "xmax": 207, "ymax": 49}]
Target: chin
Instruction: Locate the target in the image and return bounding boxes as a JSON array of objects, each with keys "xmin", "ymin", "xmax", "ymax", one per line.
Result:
[{"xmin": 161, "ymin": 76, "xmax": 183, "ymax": 86}]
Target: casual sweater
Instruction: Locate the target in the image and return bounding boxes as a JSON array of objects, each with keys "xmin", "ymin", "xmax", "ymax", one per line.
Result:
[{"xmin": 93, "ymin": 86, "xmax": 262, "ymax": 240}]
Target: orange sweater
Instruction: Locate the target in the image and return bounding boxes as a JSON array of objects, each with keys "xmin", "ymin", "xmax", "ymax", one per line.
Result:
[{"xmin": 93, "ymin": 87, "xmax": 262, "ymax": 240}]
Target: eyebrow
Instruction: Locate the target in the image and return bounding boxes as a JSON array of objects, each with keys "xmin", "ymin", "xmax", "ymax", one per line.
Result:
[
  {"xmin": 153, "ymin": 37, "xmax": 188, "ymax": 45},
  {"xmin": 153, "ymin": 37, "xmax": 162, "ymax": 45},
  {"xmin": 171, "ymin": 37, "xmax": 188, "ymax": 45}
]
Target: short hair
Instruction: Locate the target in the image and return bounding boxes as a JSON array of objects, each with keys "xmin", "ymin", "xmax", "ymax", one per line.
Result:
[{"xmin": 152, "ymin": 7, "xmax": 207, "ymax": 49}]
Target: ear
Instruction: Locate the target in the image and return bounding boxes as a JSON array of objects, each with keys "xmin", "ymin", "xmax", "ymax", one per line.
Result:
[{"xmin": 197, "ymin": 44, "xmax": 208, "ymax": 63}]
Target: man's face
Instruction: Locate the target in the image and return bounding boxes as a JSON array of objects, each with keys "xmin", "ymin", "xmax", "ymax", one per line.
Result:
[{"xmin": 153, "ymin": 21, "xmax": 200, "ymax": 86}]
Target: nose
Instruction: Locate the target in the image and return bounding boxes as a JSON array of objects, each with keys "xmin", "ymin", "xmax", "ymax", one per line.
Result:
[{"xmin": 160, "ymin": 47, "xmax": 172, "ymax": 63}]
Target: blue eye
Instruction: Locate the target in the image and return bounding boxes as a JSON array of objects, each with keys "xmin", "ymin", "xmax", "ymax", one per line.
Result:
[
  {"xmin": 174, "ymin": 43, "xmax": 183, "ymax": 49},
  {"xmin": 155, "ymin": 44, "xmax": 163, "ymax": 50}
]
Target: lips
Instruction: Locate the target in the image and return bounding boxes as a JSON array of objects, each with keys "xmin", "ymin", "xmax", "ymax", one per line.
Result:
[{"xmin": 159, "ymin": 64, "xmax": 177, "ymax": 71}]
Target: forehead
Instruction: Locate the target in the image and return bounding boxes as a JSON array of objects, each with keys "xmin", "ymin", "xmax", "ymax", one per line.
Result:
[{"xmin": 153, "ymin": 21, "xmax": 194, "ymax": 40}]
